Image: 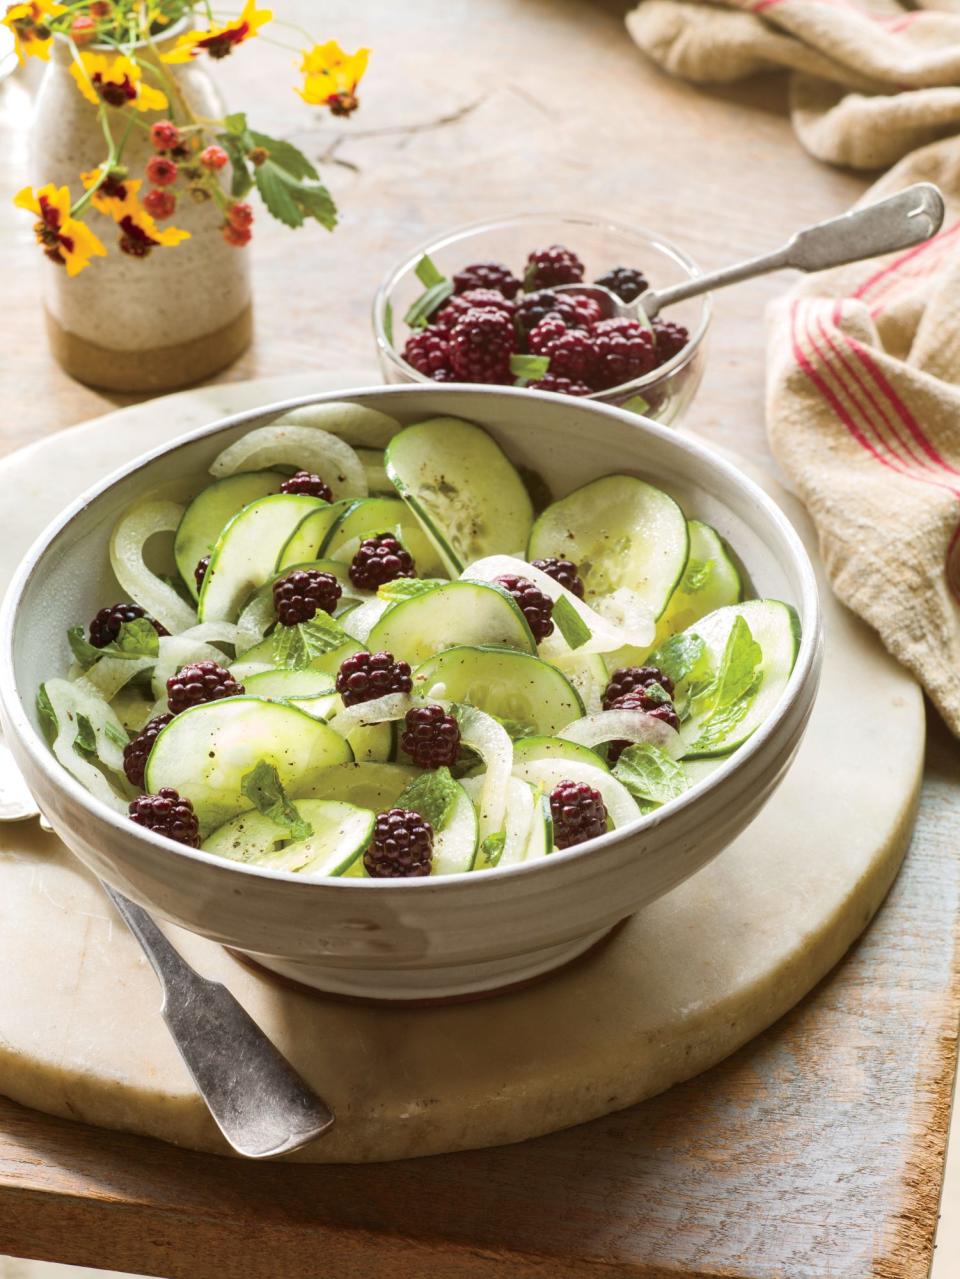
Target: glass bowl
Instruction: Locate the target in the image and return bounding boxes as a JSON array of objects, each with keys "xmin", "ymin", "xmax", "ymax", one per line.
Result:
[{"xmin": 372, "ymin": 213, "xmax": 711, "ymax": 425}]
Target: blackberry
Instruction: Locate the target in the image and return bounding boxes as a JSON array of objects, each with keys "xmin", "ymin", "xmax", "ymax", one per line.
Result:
[
  {"xmin": 403, "ymin": 327, "xmax": 452, "ymax": 379},
  {"xmin": 525, "ymin": 244, "xmax": 585, "ymax": 290},
  {"xmin": 594, "ymin": 266, "xmax": 649, "ymax": 303},
  {"xmin": 602, "ymin": 665, "xmax": 675, "ymax": 707},
  {"xmin": 515, "ymin": 290, "xmax": 564, "ymax": 341},
  {"xmin": 449, "ymin": 307, "xmax": 516, "ymax": 383},
  {"xmin": 89, "ymin": 602, "xmax": 168, "ymax": 649},
  {"xmin": 122, "ymin": 713, "xmax": 173, "ymax": 789},
  {"xmin": 280, "ymin": 470, "xmax": 333, "ymax": 501},
  {"xmin": 493, "ymin": 573, "xmax": 554, "ymax": 642},
  {"xmin": 452, "ymin": 261, "xmax": 520, "ymax": 299},
  {"xmin": 167, "ymin": 660, "xmax": 244, "ymax": 714},
  {"xmin": 194, "ymin": 556, "xmax": 210, "ymax": 593},
  {"xmin": 531, "ymin": 557, "xmax": 585, "ymax": 599},
  {"xmin": 652, "ymin": 319, "xmax": 689, "ymax": 365},
  {"xmin": 273, "ymin": 568, "xmax": 342, "ymax": 626},
  {"xmin": 527, "ymin": 315, "xmax": 567, "ymax": 356},
  {"xmin": 335, "ymin": 650, "xmax": 412, "ymax": 707},
  {"xmin": 549, "ymin": 780, "xmax": 607, "ymax": 850},
  {"xmin": 537, "ymin": 329, "xmax": 596, "ymax": 382},
  {"xmin": 364, "ymin": 808, "xmax": 433, "ymax": 878},
  {"xmin": 529, "ymin": 374, "xmax": 593, "ymax": 397},
  {"xmin": 129, "ymin": 787, "xmax": 200, "ymax": 847},
  {"xmin": 553, "ymin": 294, "xmax": 604, "ymax": 329},
  {"xmin": 607, "ymin": 691, "xmax": 681, "ymax": 762},
  {"xmin": 349, "ymin": 533, "xmax": 416, "ymax": 591},
  {"xmin": 400, "ymin": 704, "xmax": 461, "ymax": 769},
  {"xmin": 436, "ymin": 289, "xmax": 515, "ymax": 329},
  {"xmin": 592, "ymin": 318, "xmax": 657, "ymax": 389}
]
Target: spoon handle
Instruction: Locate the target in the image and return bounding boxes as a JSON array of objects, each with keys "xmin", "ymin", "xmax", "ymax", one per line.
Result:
[
  {"xmin": 643, "ymin": 182, "xmax": 945, "ymax": 315},
  {"xmin": 103, "ymin": 882, "xmax": 335, "ymax": 1158}
]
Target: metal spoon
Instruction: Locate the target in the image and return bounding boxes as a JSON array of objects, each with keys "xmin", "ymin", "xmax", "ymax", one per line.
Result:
[
  {"xmin": 556, "ymin": 182, "xmax": 946, "ymax": 320},
  {"xmin": 0, "ymin": 736, "xmax": 334, "ymax": 1159}
]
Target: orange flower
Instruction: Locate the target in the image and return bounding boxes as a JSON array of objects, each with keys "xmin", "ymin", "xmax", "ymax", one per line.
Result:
[
  {"xmin": 2, "ymin": 0, "xmax": 66, "ymax": 64},
  {"xmin": 70, "ymin": 51, "xmax": 168, "ymax": 112},
  {"xmin": 162, "ymin": 0, "xmax": 271, "ymax": 63},
  {"xmin": 14, "ymin": 183, "xmax": 106, "ymax": 276},
  {"xmin": 116, "ymin": 205, "xmax": 190, "ymax": 257},
  {"xmin": 80, "ymin": 168, "xmax": 142, "ymax": 222},
  {"xmin": 297, "ymin": 40, "xmax": 368, "ymax": 116}
]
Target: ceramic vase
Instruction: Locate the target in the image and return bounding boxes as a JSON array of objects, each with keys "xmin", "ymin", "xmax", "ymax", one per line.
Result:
[{"xmin": 31, "ymin": 29, "xmax": 252, "ymax": 392}]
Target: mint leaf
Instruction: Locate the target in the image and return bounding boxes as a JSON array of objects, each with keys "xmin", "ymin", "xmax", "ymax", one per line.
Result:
[
  {"xmin": 395, "ymin": 765, "xmax": 459, "ymax": 831},
  {"xmin": 36, "ymin": 686, "xmax": 57, "ymax": 740},
  {"xmin": 255, "ymin": 163, "xmax": 337, "ymax": 231},
  {"xmin": 68, "ymin": 626, "xmax": 103, "ymax": 668},
  {"xmin": 104, "ymin": 722, "xmax": 130, "ymax": 749},
  {"xmin": 376, "ymin": 578, "xmax": 443, "ymax": 603},
  {"xmin": 74, "ymin": 713, "xmax": 97, "ymax": 758},
  {"xmin": 403, "ymin": 280, "xmax": 453, "ymax": 330},
  {"xmin": 688, "ymin": 616, "xmax": 762, "ymax": 751},
  {"xmin": 67, "ymin": 618, "xmax": 159, "ymax": 668},
  {"xmin": 552, "ymin": 595, "xmax": 590, "ymax": 649},
  {"xmin": 614, "ymin": 742, "xmax": 687, "ymax": 806},
  {"xmin": 476, "ymin": 830, "xmax": 506, "ymax": 869},
  {"xmin": 272, "ymin": 616, "xmax": 347, "ymax": 669},
  {"xmin": 241, "ymin": 762, "xmax": 313, "ymax": 841},
  {"xmin": 648, "ymin": 632, "xmax": 707, "ymax": 686},
  {"xmin": 681, "ymin": 558, "xmax": 714, "ymax": 594},
  {"xmin": 414, "ymin": 254, "xmax": 445, "ymax": 289},
  {"xmin": 510, "ymin": 354, "xmax": 549, "ymax": 386}
]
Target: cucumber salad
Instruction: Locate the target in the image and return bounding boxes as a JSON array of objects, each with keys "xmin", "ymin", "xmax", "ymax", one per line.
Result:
[{"xmin": 38, "ymin": 403, "xmax": 800, "ymax": 880}]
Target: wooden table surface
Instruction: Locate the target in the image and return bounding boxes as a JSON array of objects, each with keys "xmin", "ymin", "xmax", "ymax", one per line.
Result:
[{"xmin": 2, "ymin": 2, "xmax": 960, "ymax": 1276}]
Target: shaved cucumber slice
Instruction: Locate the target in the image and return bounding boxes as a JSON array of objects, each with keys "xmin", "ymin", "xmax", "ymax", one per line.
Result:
[
  {"xmin": 209, "ymin": 424, "xmax": 366, "ymax": 500},
  {"xmin": 320, "ymin": 496, "xmax": 447, "ymax": 577},
  {"xmin": 412, "ymin": 646, "xmax": 582, "ymax": 737},
  {"xmin": 524, "ymin": 792, "xmax": 553, "ymax": 861},
  {"xmin": 298, "ymin": 761, "xmax": 419, "ymax": 809},
  {"xmin": 656, "ymin": 520, "xmax": 742, "ymax": 639},
  {"xmin": 145, "ymin": 697, "xmax": 353, "ymax": 835},
  {"xmin": 198, "ymin": 493, "xmax": 326, "ymax": 623},
  {"xmin": 243, "ymin": 669, "xmax": 335, "ymax": 698},
  {"xmin": 512, "ymin": 758, "xmax": 640, "ymax": 831},
  {"xmin": 273, "ymin": 401, "xmax": 401, "ymax": 449},
  {"xmin": 513, "ymin": 735, "xmax": 610, "ymax": 772},
  {"xmin": 560, "ymin": 709, "xmax": 682, "ymax": 758},
  {"xmin": 276, "ymin": 500, "xmax": 355, "ymax": 571},
  {"xmin": 549, "ymin": 650, "xmax": 607, "ymax": 715},
  {"xmin": 175, "ymin": 472, "xmax": 279, "ymax": 600},
  {"xmin": 109, "ymin": 500, "xmax": 197, "ymax": 635},
  {"xmin": 339, "ymin": 597, "xmax": 391, "ymax": 643},
  {"xmin": 385, "ymin": 417, "xmax": 534, "ymax": 575},
  {"xmin": 527, "ymin": 475, "xmax": 688, "ymax": 619},
  {"xmin": 432, "ymin": 781, "xmax": 479, "ymax": 875},
  {"xmin": 367, "ymin": 581, "xmax": 535, "ymax": 666},
  {"xmin": 203, "ymin": 800, "xmax": 374, "ymax": 877},
  {"xmin": 356, "ymin": 448, "xmax": 392, "ymax": 495},
  {"xmin": 679, "ymin": 600, "xmax": 801, "ymax": 759},
  {"xmin": 236, "ymin": 635, "xmax": 364, "ymax": 678}
]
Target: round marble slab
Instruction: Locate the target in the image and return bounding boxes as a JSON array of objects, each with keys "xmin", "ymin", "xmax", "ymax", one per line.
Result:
[{"xmin": 0, "ymin": 375, "xmax": 924, "ymax": 1163}]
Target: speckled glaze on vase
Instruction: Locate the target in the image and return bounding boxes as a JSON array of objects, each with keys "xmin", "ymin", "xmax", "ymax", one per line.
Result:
[{"xmin": 31, "ymin": 27, "xmax": 252, "ymax": 392}]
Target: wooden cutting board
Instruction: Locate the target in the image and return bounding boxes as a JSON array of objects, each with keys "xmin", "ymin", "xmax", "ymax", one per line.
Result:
[{"xmin": 0, "ymin": 374, "xmax": 924, "ymax": 1164}]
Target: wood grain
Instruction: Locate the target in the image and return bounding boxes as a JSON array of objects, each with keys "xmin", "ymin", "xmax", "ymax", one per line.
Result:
[{"xmin": 1, "ymin": 0, "xmax": 957, "ymax": 1276}]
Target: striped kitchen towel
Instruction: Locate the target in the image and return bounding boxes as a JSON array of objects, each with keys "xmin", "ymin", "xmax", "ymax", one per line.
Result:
[
  {"xmin": 626, "ymin": 0, "xmax": 960, "ymax": 169},
  {"xmin": 768, "ymin": 138, "xmax": 960, "ymax": 734}
]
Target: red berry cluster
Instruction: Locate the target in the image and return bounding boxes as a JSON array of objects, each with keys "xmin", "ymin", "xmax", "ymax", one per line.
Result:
[
  {"xmin": 399, "ymin": 243, "xmax": 689, "ymax": 397},
  {"xmin": 146, "ymin": 119, "xmax": 252, "ymax": 247}
]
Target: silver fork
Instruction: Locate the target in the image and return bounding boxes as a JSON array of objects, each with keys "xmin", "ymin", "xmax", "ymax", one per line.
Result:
[{"xmin": 0, "ymin": 736, "xmax": 334, "ymax": 1158}]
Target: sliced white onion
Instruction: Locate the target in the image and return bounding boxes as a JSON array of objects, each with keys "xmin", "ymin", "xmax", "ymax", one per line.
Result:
[
  {"xmin": 272, "ymin": 402, "xmax": 401, "ymax": 449},
  {"xmin": 461, "ymin": 555, "xmax": 654, "ymax": 654},
  {"xmin": 339, "ymin": 597, "xmax": 389, "ymax": 643},
  {"xmin": 236, "ymin": 591, "xmax": 276, "ymax": 654},
  {"xmin": 512, "ymin": 758, "xmax": 640, "ymax": 829},
  {"xmin": 180, "ymin": 622, "xmax": 239, "ymax": 648},
  {"xmin": 75, "ymin": 655, "xmax": 154, "ymax": 703},
  {"xmin": 449, "ymin": 702, "xmax": 512, "ymax": 839},
  {"xmin": 152, "ymin": 635, "xmax": 232, "ymax": 700},
  {"xmin": 592, "ymin": 589, "xmax": 656, "ymax": 643},
  {"xmin": 500, "ymin": 777, "xmax": 535, "ymax": 868},
  {"xmin": 330, "ymin": 692, "xmax": 412, "ymax": 737},
  {"xmin": 109, "ymin": 500, "xmax": 197, "ymax": 635},
  {"xmin": 43, "ymin": 679, "xmax": 129, "ymax": 812},
  {"xmin": 209, "ymin": 425, "xmax": 366, "ymax": 499},
  {"xmin": 560, "ymin": 709, "xmax": 682, "ymax": 759}
]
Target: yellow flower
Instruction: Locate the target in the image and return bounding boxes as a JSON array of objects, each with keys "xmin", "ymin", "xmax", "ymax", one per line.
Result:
[
  {"xmin": 297, "ymin": 40, "xmax": 369, "ymax": 116},
  {"xmin": 161, "ymin": 0, "xmax": 271, "ymax": 63},
  {"xmin": 2, "ymin": 0, "xmax": 66, "ymax": 64},
  {"xmin": 116, "ymin": 206, "xmax": 190, "ymax": 257},
  {"xmin": 80, "ymin": 169, "xmax": 142, "ymax": 222},
  {"xmin": 69, "ymin": 51, "xmax": 168, "ymax": 112},
  {"xmin": 14, "ymin": 183, "xmax": 106, "ymax": 276}
]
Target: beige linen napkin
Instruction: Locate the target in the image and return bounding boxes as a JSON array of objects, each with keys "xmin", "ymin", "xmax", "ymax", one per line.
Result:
[
  {"xmin": 628, "ymin": 2, "xmax": 960, "ymax": 731},
  {"xmin": 627, "ymin": 0, "xmax": 960, "ymax": 169}
]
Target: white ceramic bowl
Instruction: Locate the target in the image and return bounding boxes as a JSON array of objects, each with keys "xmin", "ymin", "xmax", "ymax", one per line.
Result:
[{"xmin": 0, "ymin": 387, "xmax": 821, "ymax": 1001}]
